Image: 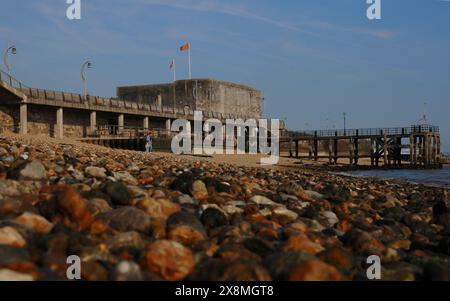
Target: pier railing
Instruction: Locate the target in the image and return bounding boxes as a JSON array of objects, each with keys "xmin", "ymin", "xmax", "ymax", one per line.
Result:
[
  {"xmin": 0, "ymin": 69, "xmax": 28, "ymax": 90},
  {"xmin": 90, "ymin": 125, "xmax": 176, "ymax": 139},
  {"xmin": 0, "ymin": 69, "xmax": 256, "ymax": 121},
  {"xmin": 283, "ymin": 125, "xmax": 440, "ymax": 139}
]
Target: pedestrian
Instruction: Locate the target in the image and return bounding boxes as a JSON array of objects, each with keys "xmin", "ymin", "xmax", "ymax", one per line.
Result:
[{"xmin": 145, "ymin": 132, "xmax": 153, "ymax": 153}]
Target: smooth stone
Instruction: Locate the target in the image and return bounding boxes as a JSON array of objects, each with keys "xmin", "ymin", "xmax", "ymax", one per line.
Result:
[
  {"xmin": 102, "ymin": 182, "xmax": 132, "ymax": 205},
  {"xmin": 243, "ymin": 238, "xmax": 275, "ymax": 257},
  {"xmin": 249, "ymin": 195, "xmax": 280, "ymax": 207},
  {"xmin": 0, "ymin": 182, "xmax": 21, "ymax": 197},
  {"xmin": 167, "ymin": 212, "xmax": 207, "ymax": 246},
  {"xmin": 113, "ymin": 261, "xmax": 143, "ymax": 281},
  {"xmin": 272, "ymin": 207, "xmax": 298, "ymax": 222},
  {"xmin": 0, "ymin": 269, "xmax": 34, "ymax": 281},
  {"xmin": 7, "ymin": 160, "xmax": 47, "ymax": 181},
  {"xmin": 318, "ymin": 211, "xmax": 339, "ymax": 228},
  {"xmin": 192, "ymin": 258, "xmax": 271, "ymax": 281},
  {"xmin": 137, "ymin": 198, "xmax": 181, "ymax": 221},
  {"xmin": 0, "ymin": 245, "xmax": 30, "ymax": 266},
  {"xmin": 221, "ymin": 205, "xmax": 244, "ymax": 216},
  {"xmin": 96, "ymin": 207, "xmax": 152, "ymax": 233},
  {"xmin": 15, "ymin": 212, "xmax": 54, "ymax": 235},
  {"xmin": 289, "ymin": 259, "xmax": 342, "ymax": 281},
  {"xmin": 113, "ymin": 171, "xmax": 138, "ymax": 186},
  {"xmin": 303, "ymin": 190, "xmax": 324, "ymax": 200},
  {"xmin": 86, "ymin": 198, "xmax": 112, "ymax": 217},
  {"xmin": 281, "ymin": 234, "xmax": 324, "ymax": 255},
  {"xmin": 79, "ymin": 261, "xmax": 109, "ymax": 281},
  {"xmin": 201, "ymin": 207, "xmax": 229, "ymax": 229},
  {"xmin": 56, "ymin": 185, "xmax": 92, "ymax": 230},
  {"xmin": 263, "ymin": 251, "xmax": 315, "ymax": 281},
  {"xmin": 173, "ymin": 194, "xmax": 198, "ymax": 205},
  {"xmin": 85, "ymin": 166, "xmax": 107, "ymax": 178},
  {"xmin": 144, "ymin": 240, "xmax": 195, "ymax": 281},
  {"xmin": 0, "ymin": 226, "xmax": 26, "ymax": 247},
  {"xmin": 0, "ymin": 147, "xmax": 8, "ymax": 157},
  {"xmin": 107, "ymin": 231, "xmax": 145, "ymax": 253},
  {"xmin": 191, "ymin": 180, "xmax": 208, "ymax": 200}
]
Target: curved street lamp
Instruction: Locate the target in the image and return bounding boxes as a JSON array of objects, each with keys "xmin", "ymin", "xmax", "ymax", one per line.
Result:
[
  {"xmin": 81, "ymin": 60, "xmax": 92, "ymax": 98},
  {"xmin": 3, "ymin": 45, "xmax": 17, "ymax": 73},
  {"xmin": 343, "ymin": 112, "xmax": 347, "ymax": 135}
]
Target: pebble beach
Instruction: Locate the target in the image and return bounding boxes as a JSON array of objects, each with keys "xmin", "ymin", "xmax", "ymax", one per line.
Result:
[{"xmin": 0, "ymin": 133, "xmax": 448, "ymax": 281}]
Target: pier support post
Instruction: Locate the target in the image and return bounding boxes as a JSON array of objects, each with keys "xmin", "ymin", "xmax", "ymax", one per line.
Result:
[
  {"xmin": 396, "ymin": 137, "xmax": 402, "ymax": 166},
  {"xmin": 56, "ymin": 108, "xmax": 64, "ymax": 139},
  {"xmin": 436, "ymin": 135, "xmax": 441, "ymax": 163},
  {"xmin": 19, "ymin": 103, "xmax": 28, "ymax": 135},
  {"xmin": 383, "ymin": 133, "xmax": 388, "ymax": 166},
  {"xmin": 370, "ymin": 138, "xmax": 375, "ymax": 166},
  {"xmin": 334, "ymin": 138, "xmax": 338, "ymax": 164},
  {"xmin": 289, "ymin": 139, "xmax": 293, "ymax": 157},
  {"xmin": 349, "ymin": 138, "xmax": 354, "ymax": 166},
  {"xmin": 409, "ymin": 135, "xmax": 414, "ymax": 166},
  {"xmin": 166, "ymin": 119, "xmax": 171, "ymax": 135},
  {"xmin": 308, "ymin": 142, "xmax": 313, "ymax": 160},
  {"xmin": 118, "ymin": 114, "xmax": 124, "ymax": 135},
  {"xmin": 328, "ymin": 139, "xmax": 333, "ymax": 164},
  {"xmin": 313, "ymin": 136, "xmax": 318, "ymax": 161},
  {"xmin": 143, "ymin": 117, "xmax": 149, "ymax": 132},
  {"xmin": 90, "ymin": 111, "xmax": 97, "ymax": 135}
]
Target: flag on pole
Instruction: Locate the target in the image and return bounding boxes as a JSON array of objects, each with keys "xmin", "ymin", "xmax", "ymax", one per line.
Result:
[
  {"xmin": 169, "ymin": 59, "xmax": 176, "ymax": 82},
  {"xmin": 179, "ymin": 42, "xmax": 192, "ymax": 79},
  {"xmin": 180, "ymin": 43, "xmax": 190, "ymax": 51}
]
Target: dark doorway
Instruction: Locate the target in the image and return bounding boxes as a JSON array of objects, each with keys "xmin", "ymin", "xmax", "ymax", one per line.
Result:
[{"xmin": 108, "ymin": 118, "xmax": 118, "ymax": 135}]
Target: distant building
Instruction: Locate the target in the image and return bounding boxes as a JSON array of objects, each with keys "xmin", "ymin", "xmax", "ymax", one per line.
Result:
[{"xmin": 117, "ymin": 79, "xmax": 263, "ymax": 119}]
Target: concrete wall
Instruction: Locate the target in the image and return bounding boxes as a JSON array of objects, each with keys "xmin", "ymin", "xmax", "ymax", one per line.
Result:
[
  {"xmin": 0, "ymin": 104, "xmax": 167, "ymax": 139},
  {"xmin": 117, "ymin": 79, "xmax": 262, "ymax": 119},
  {"xmin": 0, "ymin": 105, "xmax": 17, "ymax": 132}
]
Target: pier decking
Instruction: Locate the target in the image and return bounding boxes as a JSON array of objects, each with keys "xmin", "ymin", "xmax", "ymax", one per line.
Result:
[{"xmin": 281, "ymin": 126, "xmax": 441, "ymax": 168}]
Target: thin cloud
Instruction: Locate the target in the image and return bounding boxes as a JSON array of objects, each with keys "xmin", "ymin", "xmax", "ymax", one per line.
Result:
[
  {"xmin": 138, "ymin": 0, "xmax": 318, "ymax": 36},
  {"xmin": 305, "ymin": 20, "xmax": 398, "ymax": 39},
  {"xmin": 139, "ymin": 0, "xmax": 397, "ymax": 39}
]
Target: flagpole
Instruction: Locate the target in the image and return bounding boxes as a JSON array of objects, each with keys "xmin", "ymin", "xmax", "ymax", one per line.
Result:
[
  {"xmin": 188, "ymin": 46, "xmax": 192, "ymax": 79},
  {"xmin": 173, "ymin": 59, "xmax": 176, "ymax": 82}
]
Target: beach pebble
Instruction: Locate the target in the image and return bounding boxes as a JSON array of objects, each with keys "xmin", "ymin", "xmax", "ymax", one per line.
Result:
[
  {"xmin": 96, "ymin": 207, "xmax": 152, "ymax": 234},
  {"xmin": 143, "ymin": 240, "xmax": 195, "ymax": 281}
]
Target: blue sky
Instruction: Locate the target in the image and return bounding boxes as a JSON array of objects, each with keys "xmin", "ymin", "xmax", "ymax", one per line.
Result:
[{"xmin": 1, "ymin": 0, "xmax": 449, "ymax": 151}]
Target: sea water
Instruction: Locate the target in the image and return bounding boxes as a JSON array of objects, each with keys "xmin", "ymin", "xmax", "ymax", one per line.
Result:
[{"xmin": 340, "ymin": 166, "xmax": 450, "ymax": 188}]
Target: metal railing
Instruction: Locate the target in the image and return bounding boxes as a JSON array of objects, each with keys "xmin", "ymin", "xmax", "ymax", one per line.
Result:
[
  {"xmin": 0, "ymin": 69, "xmax": 29, "ymax": 90},
  {"xmin": 283, "ymin": 125, "xmax": 440, "ymax": 139},
  {"xmin": 0, "ymin": 68, "xmax": 256, "ymax": 120},
  {"xmin": 90, "ymin": 125, "xmax": 176, "ymax": 139}
]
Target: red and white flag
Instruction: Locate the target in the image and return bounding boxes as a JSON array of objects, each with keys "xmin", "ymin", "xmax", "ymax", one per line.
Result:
[
  {"xmin": 179, "ymin": 42, "xmax": 192, "ymax": 79},
  {"xmin": 169, "ymin": 59, "xmax": 176, "ymax": 82},
  {"xmin": 180, "ymin": 43, "xmax": 190, "ymax": 52}
]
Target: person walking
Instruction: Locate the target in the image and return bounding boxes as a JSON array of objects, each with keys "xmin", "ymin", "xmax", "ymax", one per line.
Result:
[{"xmin": 145, "ymin": 132, "xmax": 153, "ymax": 153}]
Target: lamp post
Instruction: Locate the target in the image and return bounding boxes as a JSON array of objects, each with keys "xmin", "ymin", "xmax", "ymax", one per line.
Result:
[
  {"xmin": 343, "ymin": 112, "xmax": 347, "ymax": 135},
  {"xmin": 3, "ymin": 45, "xmax": 17, "ymax": 73},
  {"xmin": 81, "ymin": 60, "xmax": 92, "ymax": 98}
]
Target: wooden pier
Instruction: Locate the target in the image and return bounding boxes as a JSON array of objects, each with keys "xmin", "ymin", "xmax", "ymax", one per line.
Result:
[{"xmin": 282, "ymin": 125, "xmax": 441, "ymax": 168}]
